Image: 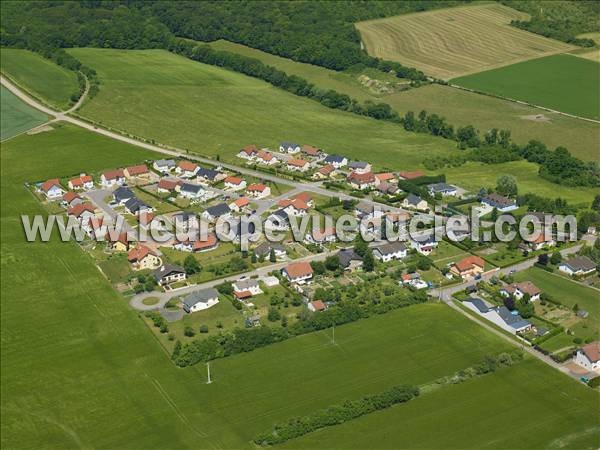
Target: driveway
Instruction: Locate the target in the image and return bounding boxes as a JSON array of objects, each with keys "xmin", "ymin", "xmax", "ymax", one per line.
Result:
[{"xmin": 83, "ymin": 187, "xmax": 136, "ymax": 234}]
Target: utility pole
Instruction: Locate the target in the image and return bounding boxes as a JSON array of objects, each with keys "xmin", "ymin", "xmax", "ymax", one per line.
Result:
[{"xmin": 206, "ymin": 362, "xmax": 212, "ymax": 384}]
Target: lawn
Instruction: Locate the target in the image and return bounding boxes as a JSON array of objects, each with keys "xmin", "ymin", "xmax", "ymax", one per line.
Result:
[
  {"xmin": 65, "ymin": 47, "xmax": 456, "ymax": 171},
  {"xmin": 282, "ymin": 358, "xmax": 599, "ymax": 449},
  {"xmin": 207, "ymin": 40, "xmax": 599, "ymax": 162},
  {"xmin": 1, "ymin": 48, "xmax": 79, "ymax": 110},
  {"xmin": 452, "ymin": 54, "xmax": 600, "ymax": 120},
  {"xmin": 431, "ymin": 240, "xmax": 468, "ymax": 264},
  {"xmin": 442, "ymin": 160, "xmax": 600, "ymax": 205},
  {"xmin": 355, "ymin": 3, "xmax": 574, "ymax": 80},
  {"xmin": 1, "ymin": 86, "xmax": 49, "ymax": 140}
]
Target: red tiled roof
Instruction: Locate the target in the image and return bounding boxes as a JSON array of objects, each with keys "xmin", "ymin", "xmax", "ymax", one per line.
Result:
[
  {"xmin": 102, "ymin": 169, "xmax": 124, "ymax": 180},
  {"xmin": 247, "ymin": 183, "xmax": 267, "ymax": 192},
  {"xmin": 69, "ymin": 177, "xmax": 83, "ymax": 187},
  {"xmin": 399, "ymin": 171, "xmax": 425, "ymax": 180},
  {"xmin": 234, "ymin": 197, "xmax": 250, "ymax": 208},
  {"xmin": 318, "ymin": 164, "xmax": 335, "ymax": 175},
  {"xmin": 67, "ymin": 202, "xmax": 95, "ymax": 218},
  {"xmin": 375, "ymin": 172, "xmax": 394, "ymax": 182},
  {"xmin": 89, "ymin": 216, "xmax": 105, "ymax": 230},
  {"xmin": 581, "ymin": 342, "xmax": 600, "ymax": 363},
  {"xmin": 158, "ymin": 178, "xmax": 180, "ymax": 191},
  {"xmin": 234, "ymin": 290, "xmax": 253, "ymax": 299},
  {"xmin": 128, "ymin": 245, "xmax": 156, "ymax": 262},
  {"xmin": 137, "ymin": 212, "xmax": 156, "ymax": 225},
  {"xmin": 80, "ymin": 175, "xmax": 93, "ymax": 183},
  {"xmin": 347, "ymin": 171, "xmax": 375, "ymax": 184},
  {"xmin": 284, "ymin": 261, "xmax": 313, "ymax": 278},
  {"xmin": 256, "ymin": 151, "xmax": 273, "ymax": 161},
  {"xmin": 287, "ymin": 158, "xmax": 308, "ymax": 167},
  {"xmin": 240, "ymin": 145, "xmax": 257, "ymax": 155},
  {"xmin": 193, "ymin": 233, "xmax": 217, "ymax": 251},
  {"xmin": 41, "ymin": 178, "xmax": 61, "ymax": 192},
  {"xmin": 126, "ymin": 164, "xmax": 149, "ymax": 176},
  {"xmin": 225, "ymin": 176, "xmax": 244, "ymax": 185},
  {"xmin": 109, "ymin": 232, "xmax": 131, "ymax": 245},
  {"xmin": 454, "ymin": 256, "xmax": 485, "ymax": 272},
  {"xmin": 62, "ymin": 191, "xmax": 80, "ymax": 203},
  {"xmin": 294, "ymin": 192, "xmax": 312, "ymax": 204},
  {"xmin": 312, "ymin": 227, "xmax": 336, "ymax": 240},
  {"xmin": 302, "ymin": 145, "xmax": 320, "ymax": 156},
  {"xmin": 310, "ymin": 300, "xmax": 326, "ymax": 311},
  {"xmin": 278, "ymin": 198, "xmax": 309, "ymax": 211},
  {"xmin": 178, "ymin": 161, "xmax": 198, "ymax": 171}
]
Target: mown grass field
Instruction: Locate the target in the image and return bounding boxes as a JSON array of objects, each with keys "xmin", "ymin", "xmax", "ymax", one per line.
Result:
[
  {"xmin": 206, "ymin": 40, "xmax": 599, "ymax": 162},
  {"xmin": 441, "ymin": 160, "xmax": 600, "ymax": 205},
  {"xmin": 1, "ymin": 48, "xmax": 79, "ymax": 110},
  {"xmin": 452, "ymin": 54, "xmax": 600, "ymax": 120},
  {"xmin": 355, "ymin": 3, "xmax": 574, "ymax": 80},
  {"xmin": 0, "ymin": 85, "xmax": 48, "ymax": 140},
  {"xmin": 65, "ymin": 47, "xmax": 456, "ymax": 171}
]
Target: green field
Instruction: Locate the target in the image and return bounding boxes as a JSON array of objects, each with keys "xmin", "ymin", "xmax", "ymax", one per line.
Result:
[
  {"xmin": 64, "ymin": 47, "xmax": 456, "ymax": 170},
  {"xmin": 0, "ymin": 86, "xmax": 48, "ymax": 140},
  {"xmin": 208, "ymin": 40, "xmax": 599, "ymax": 162},
  {"xmin": 441, "ymin": 160, "xmax": 600, "ymax": 205},
  {"xmin": 452, "ymin": 54, "xmax": 600, "ymax": 120},
  {"xmin": 1, "ymin": 48, "xmax": 79, "ymax": 110}
]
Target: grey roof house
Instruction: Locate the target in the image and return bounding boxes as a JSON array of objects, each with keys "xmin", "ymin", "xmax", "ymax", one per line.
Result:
[{"xmin": 183, "ymin": 288, "xmax": 219, "ymax": 313}]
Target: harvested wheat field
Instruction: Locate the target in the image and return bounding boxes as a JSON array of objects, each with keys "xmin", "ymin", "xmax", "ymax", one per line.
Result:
[{"xmin": 355, "ymin": 3, "xmax": 575, "ymax": 79}]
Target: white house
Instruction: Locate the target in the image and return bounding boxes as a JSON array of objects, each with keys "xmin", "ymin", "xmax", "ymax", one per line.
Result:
[
  {"xmin": 401, "ymin": 273, "xmax": 428, "ymax": 290},
  {"xmin": 246, "ymin": 183, "xmax": 271, "ymax": 199},
  {"xmin": 183, "ymin": 289, "xmax": 219, "ymax": 313},
  {"xmin": 201, "ymin": 203, "xmax": 231, "ymax": 222},
  {"xmin": 410, "ymin": 235, "xmax": 438, "ymax": 255},
  {"xmin": 232, "ymin": 278, "xmax": 262, "ymax": 296},
  {"xmin": 40, "ymin": 179, "xmax": 65, "ymax": 199},
  {"xmin": 176, "ymin": 161, "xmax": 199, "ymax": 178},
  {"xmin": 500, "ymin": 281, "xmax": 541, "ymax": 301},
  {"xmin": 373, "ymin": 241, "xmax": 407, "ymax": 262},
  {"xmin": 323, "ymin": 154, "xmax": 348, "ymax": 169},
  {"xmin": 154, "ymin": 264, "xmax": 186, "ymax": 285},
  {"xmin": 67, "ymin": 203, "xmax": 96, "ymax": 226},
  {"xmin": 179, "ymin": 183, "xmax": 206, "ymax": 200},
  {"xmin": 282, "ymin": 261, "xmax": 313, "ymax": 284},
  {"xmin": 153, "ymin": 159, "xmax": 176, "ymax": 173},
  {"xmin": 224, "ymin": 176, "xmax": 246, "ymax": 191},
  {"xmin": 402, "ymin": 194, "xmax": 428, "ymax": 211},
  {"xmin": 574, "ymin": 342, "xmax": 600, "ymax": 374},
  {"xmin": 559, "ymin": 256, "xmax": 596, "ymax": 277},
  {"xmin": 463, "ymin": 298, "xmax": 532, "ymax": 335},
  {"xmin": 255, "ymin": 151, "xmax": 278, "ymax": 165},
  {"xmin": 348, "ymin": 161, "xmax": 372, "ymax": 174},
  {"xmin": 305, "ymin": 227, "xmax": 337, "ymax": 245},
  {"xmin": 279, "ymin": 142, "xmax": 301, "ymax": 154},
  {"xmin": 286, "ymin": 159, "xmax": 310, "ymax": 172},
  {"xmin": 427, "ymin": 182, "xmax": 457, "ymax": 197},
  {"xmin": 238, "ymin": 145, "xmax": 258, "ymax": 160},
  {"xmin": 254, "ymin": 241, "xmax": 287, "ymax": 260},
  {"xmin": 481, "ymin": 193, "xmax": 517, "ymax": 212},
  {"xmin": 68, "ymin": 174, "xmax": 94, "ymax": 190},
  {"xmin": 308, "ymin": 300, "xmax": 327, "ymax": 312},
  {"xmin": 100, "ymin": 169, "xmax": 125, "ymax": 187}
]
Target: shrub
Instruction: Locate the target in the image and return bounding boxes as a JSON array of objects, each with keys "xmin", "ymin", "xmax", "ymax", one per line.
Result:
[{"xmin": 199, "ymin": 325, "xmax": 209, "ymax": 334}]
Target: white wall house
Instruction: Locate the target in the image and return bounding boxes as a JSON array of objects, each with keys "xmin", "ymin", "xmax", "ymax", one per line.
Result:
[
  {"xmin": 40, "ymin": 179, "xmax": 65, "ymax": 199},
  {"xmin": 183, "ymin": 289, "xmax": 219, "ymax": 313},
  {"xmin": 373, "ymin": 242, "xmax": 407, "ymax": 262},
  {"xmin": 574, "ymin": 342, "xmax": 600, "ymax": 374},
  {"xmin": 279, "ymin": 142, "xmax": 301, "ymax": 154}
]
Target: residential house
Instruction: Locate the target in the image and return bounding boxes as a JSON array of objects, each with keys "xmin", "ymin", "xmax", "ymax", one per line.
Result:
[
  {"xmin": 157, "ymin": 178, "xmax": 181, "ymax": 194},
  {"xmin": 401, "ymin": 272, "xmax": 428, "ymax": 289},
  {"xmin": 355, "ymin": 201, "xmax": 384, "ymax": 220},
  {"xmin": 347, "ymin": 171, "xmax": 376, "ymax": 190},
  {"xmin": 67, "ymin": 202, "xmax": 96, "ymax": 226},
  {"xmin": 254, "ymin": 241, "xmax": 286, "ymax": 259},
  {"xmin": 402, "ymin": 194, "xmax": 428, "ymax": 211},
  {"xmin": 100, "ymin": 169, "xmax": 125, "ymax": 187},
  {"xmin": 232, "ymin": 278, "xmax": 262, "ymax": 298},
  {"xmin": 294, "ymin": 192, "xmax": 314, "ymax": 207},
  {"xmin": 265, "ymin": 209, "xmax": 290, "ymax": 230},
  {"xmin": 373, "ymin": 241, "xmax": 407, "ymax": 262},
  {"xmin": 308, "ymin": 300, "xmax": 327, "ymax": 312},
  {"xmin": 282, "ymin": 261, "xmax": 313, "ymax": 284},
  {"xmin": 124, "ymin": 164, "xmax": 150, "ymax": 179},
  {"xmin": 279, "ymin": 142, "xmax": 301, "ymax": 154},
  {"xmin": 463, "ymin": 298, "xmax": 532, "ymax": 335},
  {"xmin": 173, "ymin": 234, "xmax": 219, "ymax": 253},
  {"xmin": 196, "ymin": 167, "xmax": 222, "ymax": 185},
  {"xmin": 481, "ymin": 193, "xmax": 517, "ymax": 212},
  {"xmin": 153, "ymin": 159, "xmax": 175, "ymax": 173},
  {"xmin": 68, "ymin": 174, "xmax": 94, "ymax": 190},
  {"xmin": 230, "ymin": 197, "xmax": 250, "ymax": 213},
  {"xmin": 238, "ymin": 145, "xmax": 258, "ymax": 160},
  {"xmin": 410, "ymin": 235, "xmax": 438, "ymax": 255},
  {"xmin": 183, "ymin": 288, "xmax": 219, "ymax": 313},
  {"xmin": 246, "ymin": 183, "xmax": 271, "ymax": 199},
  {"xmin": 376, "ymin": 181, "xmax": 399, "ymax": 196},
  {"xmin": 176, "ymin": 161, "xmax": 199, "ymax": 178},
  {"xmin": 124, "ymin": 197, "xmax": 152, "ymax": 216},
  {"xmin": 154, "ymin": 264, "xmax": 186, "ymax": 285},
  {"xmin": 427, "ymin": 182, "xmax": 457, "ymax": 197},
  {"xmin": 137, "ymin": 212, "xmax": 159, "ymax": 231},
  {"xmin": 313, "ymin": 164, "xmax": 335, "ymax": 180},
  {"xmin": 323, "ymin": 154, "xmax": 348, "ymax": 169},
  {"xmin": 255, "ymin": 150, "xmax": 278, "ymax": 165},
  {"xmin": 398, "ymin": 171, "xmax": 424, "ymax": 180},
  {"xmin": 337, "ymin": 249, "xmax": 363, "ymax": 271},
  {"xmin": 113, "ymin": 186, "xmax": 135, "ymax": 205},
  {"xmin": 62, "ymin": 191, "xmax": 83, "ymax": 208},
  {"xmin": 301, "ymin": 144, "xmax": 322, "ymax": 158},
  {"xmin": 374, "ymin": 173, "xmax": 396, "ymax": 185},
  {"xmin": 526, "ymin": 233, "xmax": 556, "ymax": 251},
  {"xmin": 87, "ymin": 216, "xmax": 107, "ymax": 239},
  {"xmin": 305, "ymin": 226, "xmax": 337, "ymax": 245},
  {"xmin": 201, "ymin": 203, "xmax": 231, "ymax": 222},
  {"xmin": 40, "ymin": 179, "xmax": 65, "ymax": 199},
  {"xmin": 559, "ymin": 256, "xmax": 597, "ymax": 277},
  {"xmin": 224, "ymin": 176, "xmax": 246, "ymax": 191},
  {"xmin": 127, "ymin": 245, "xmax": 160, "ymax": 270},
  {"xmin": 450, "ymin": 255, "xmax": 485, "ymax": 279},
  {"xmin": 500, "ymin": 281, "xmax": 541, "ymax": 301},
  {"xmin": 171, "ymin": 211, "xmax": 199, "ymax": 231},
  {"xmin": 348, "ymin": 161, "xmax": 372, "ymax": 174},
  {"xmin": 286, "ymin": 158, "xmax": 310, "ymax": 172},
  {"xmin": 574, "ymin": 342, "xmax": 600, "ymax": 374},
  {"xmin": 109, "ymin": 232, "xmax": 133, "ymax": 252},
  {"xmin": 179, "ymin": 183, "xmax": 206, "ymax": 200}
]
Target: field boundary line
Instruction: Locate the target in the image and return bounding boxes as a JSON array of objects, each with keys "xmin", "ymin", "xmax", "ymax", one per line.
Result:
[{"xmin": 446, "ymin": 83, "xmax": 600, "ymax": 124}]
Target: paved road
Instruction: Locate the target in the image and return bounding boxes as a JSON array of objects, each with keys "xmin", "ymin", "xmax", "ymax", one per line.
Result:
[{"xmin": 83, "ymin": 188, "xmax": 136, "ymax": 234}]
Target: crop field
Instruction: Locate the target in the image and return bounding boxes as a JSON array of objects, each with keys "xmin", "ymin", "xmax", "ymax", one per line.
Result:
[
  {"xmin": 1, "ymin": 48, "xmax": 79, "ymax": 110},
  {"xmin": 0, "ymin": 86, "xmax": 48, "ymax": 140},
  {"xmin": 452, "ymin": 54, "xmax": 600, "ymax": 120},
  {"xmin": 65, "ymin": 47, "xmax": 457, "ymax": 171},
  {"xmin": 441, "ymin": 160, "xmax": 600, "ymax": 206},
  {"xmin": 206, "ymin": 40, "xmax": 599, "ymax": 162},
  {"xmin": 355, "ymin": 3, "xmax": 574, "ymax": 80}
]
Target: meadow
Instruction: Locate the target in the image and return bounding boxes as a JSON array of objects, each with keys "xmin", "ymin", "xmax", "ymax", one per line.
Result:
[
  {"xmin": 1, "ymin": 118, "xmax": 598, "ymax": 448},
  {"xmin": 1, "ymin": 48, "xmax": 79, "ymax": 110},
  {"xmin": 441, "ymin": 160, "xmax": 600, "ymax": 205},
  {"xmin": 355, "ymin": 3, "xmax": 574, "ymax": 80},
  {"xmin": 452, "ymin": 54, "xmax": 600, "ymax": 120},
  {"xmin": 208, "ymin": 40, "xmax": 599, "ymax": 161},
  {"xmin": 66, "ymin": 48, "xmax": 455, "ymax": 171},
  {"xmin": 0, "ymin": 86, "xmax": 48, "ymax": 140}
]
